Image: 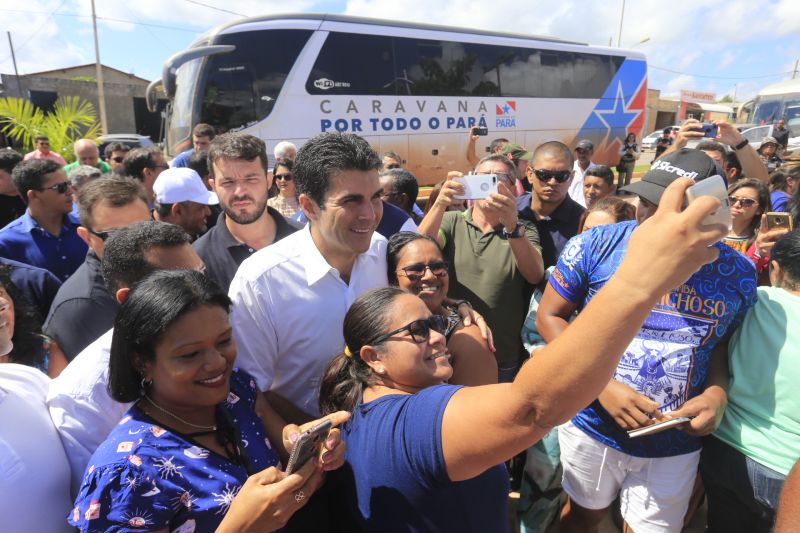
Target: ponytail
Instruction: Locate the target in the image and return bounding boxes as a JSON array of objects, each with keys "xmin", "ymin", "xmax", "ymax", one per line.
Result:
[{"xmin": 318, "ymin": 287, "xmax": 407, "ymax": 414}]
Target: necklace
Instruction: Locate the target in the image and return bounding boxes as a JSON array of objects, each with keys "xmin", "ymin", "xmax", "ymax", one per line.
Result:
[{"xmin": 142, "ymin": 395, "xmax": 217, "ymax": 431}]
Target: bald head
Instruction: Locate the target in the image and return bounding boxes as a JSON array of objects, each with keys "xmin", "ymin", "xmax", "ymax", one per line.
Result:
[
  {"xmin": 532, "ymin": 141, "xmax": 574, "ymax": 168},
  {"xmin": 74, "ymin": 138, "xmax": 101, "ymax": 168}
]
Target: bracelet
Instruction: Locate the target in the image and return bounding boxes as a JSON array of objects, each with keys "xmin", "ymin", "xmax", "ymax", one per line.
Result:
[{"xmin": 734, "ymin": 138, "xmax": 749, "ymax": 150}]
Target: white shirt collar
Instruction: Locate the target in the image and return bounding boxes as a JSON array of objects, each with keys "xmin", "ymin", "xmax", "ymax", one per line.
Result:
[{"xmin": 298, "ymin": 224, "xmax": 382, "ymax": 287}]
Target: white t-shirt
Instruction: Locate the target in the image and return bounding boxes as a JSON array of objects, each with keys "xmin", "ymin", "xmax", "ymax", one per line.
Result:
[
  {"xmin": 47, "ymin": 329, "xmax": 130, "ymax": 497},
  {"xmin": 567, "ymin": 160, "xmax": 597, "ymax": 208},
  {"xmin": 0, "ymin": 364, "xmax": 73, "ymax": 533},
  {"xmin": 229, "ymin": 225, "xmax": 388, "ymax": 417}
]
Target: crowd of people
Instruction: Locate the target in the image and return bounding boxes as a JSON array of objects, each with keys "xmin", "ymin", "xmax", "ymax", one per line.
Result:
[{"xmin": 0, "ymin": 114, "xmax": 798, "ymax": 533}]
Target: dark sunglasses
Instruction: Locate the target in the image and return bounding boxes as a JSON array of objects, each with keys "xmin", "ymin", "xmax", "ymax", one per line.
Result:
[
  {"xmin": 533, "ymin": 169, "xmax": 572, "ymax": 183},
  {"xmin": 397, "ymin": 260, "xmax": 449, "ymax": 281},
  {"xmin": 111, "ymin": 156, "xmax": 125, "ymax": 163},
  {"xmin": 372, "ymin": 315, "xmax": 448, "ymax": 345},
  {"xmin": 87, "ymin": 227, "xmax": 120, "ymax": 241},
  {"xmin": 274, "ymin": 173, "xmax": 293, "ymax": 181},
  {"xmin": 728, "ymin": 196, "xmax": 757, "ymax": 208},
  {"xmin": 385, "ymin": 164, "xmax": 401, "ymax": 170},
  {"xmin": 42, "ymin": 181, "xmax": 71, "ymax": 194}
]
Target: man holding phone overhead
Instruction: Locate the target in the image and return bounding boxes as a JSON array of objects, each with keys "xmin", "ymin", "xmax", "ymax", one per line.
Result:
[{"xmin": 536, "ymin": 149, "xmax": 757, "ymax": 533}]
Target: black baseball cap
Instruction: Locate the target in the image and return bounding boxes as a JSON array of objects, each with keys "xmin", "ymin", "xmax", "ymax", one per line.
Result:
[{"xmin": 621, "ymin": 148, "xmax": 724, "ymax": 205}]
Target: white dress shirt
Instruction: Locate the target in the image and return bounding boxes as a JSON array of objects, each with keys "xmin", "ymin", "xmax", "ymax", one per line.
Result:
[
  {"xmin": 229, "ymin": 225, "xmax": 388, "ymax": 417},
  {"xmin": 567, "ymin": 160, "xmax": 597, "ymax": 208},
  {"xmin": 0, "ymin": 364, "xmax": 73, "ymax": 533},
  {"xmin": 47, "ymin": 328, "xmax": 131, "ymax": 497}
]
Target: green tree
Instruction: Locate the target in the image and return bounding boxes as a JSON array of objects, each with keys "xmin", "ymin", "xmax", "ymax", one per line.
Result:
[
  {"xmin": 0, "ymin": 96, "xmax": 101, "ymax": 162},
  {"xmin": 718, "ymin": 94, "xmax": 733, "ymax": 103}
]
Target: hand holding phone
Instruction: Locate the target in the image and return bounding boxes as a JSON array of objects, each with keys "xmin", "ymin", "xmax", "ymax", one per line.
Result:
[
  {"xmin": 684, "ymin": 175, "xmax": 731, "ymax": 231},
  {"xmin": 691, "ymin": 123, "xmax": 718, "ymax": 138},
  {"xmin": 284, "ymin": 420, "xmax": 332, "ymax": 475},
  {"xmin": 627, "ymin": 417, "xmax": 691, "ymax": 438},
  {"xmin": 765, "ymin": 212, "xmax": 794, "ymax": 231}
]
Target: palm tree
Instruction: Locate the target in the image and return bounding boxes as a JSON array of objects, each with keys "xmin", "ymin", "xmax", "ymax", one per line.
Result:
[{"xmin": 0, "ymin": 96, "xmax": 101, "ymax": 163}]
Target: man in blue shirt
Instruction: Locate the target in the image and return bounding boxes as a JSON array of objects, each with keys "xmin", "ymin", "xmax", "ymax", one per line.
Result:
[
  {"xmin": 537, "ymin": 149, "xmax": 757, "ymax": 533},
  {"xmin": 170, "ymin": 123, "xmax": 215, "ymax": 168},
  {"xmin": 0, "ymin": 160, "xmax": 87, "ymax": 281}
]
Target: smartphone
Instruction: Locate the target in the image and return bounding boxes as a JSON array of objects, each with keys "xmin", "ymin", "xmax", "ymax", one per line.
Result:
[
  {"xmin": 454, "ymin": 174, "xmax": 498, "ymax": 200},
  {"xmin": 691, "ymin": 123, "xmax": 718, "ymax": 138},
  {"xmin": 765, "ymin": 212, "xmax": 794, "ymax": 231},
  {"xmin": 473, "ymin": 127, "xmax": 489, "ymax": 136},
  {"xmin": 627, "ymin": 417, "xmax": 691, "ymax": 438},
  {"xmin": 284, "ymin": 419, "xmax": 332, "ymax": 474},
  {"xmin": 684, "ymin": 175, "xmax": 731, "ymax": 230}
]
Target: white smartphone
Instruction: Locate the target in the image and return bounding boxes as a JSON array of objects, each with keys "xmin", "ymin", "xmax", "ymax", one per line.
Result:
[
  {"xmin": 627, "ymin": 417, "xmax": 691, "ymax": 439},
  {"xmin": 454, "ymin": 174, "xmax": 498, "ymax": 200},
  {"xmin": 284, "ymin": 419, "xmax": 332, "ymax": 474},
  {"xmin": 684, "ymin": 175, "xmax": 731, "ymax": 230}
]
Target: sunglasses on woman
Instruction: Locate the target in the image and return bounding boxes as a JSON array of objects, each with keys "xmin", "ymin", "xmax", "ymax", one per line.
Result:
[
  {"xmin": 274, "ymin": 173, "xmax": 293, "ymax": 181},
  {"xmin": 397, "ymin": 260, "xmax": 449, "ymax": 281},
  {"xmin": 728, "ymin": 196, "xmax": 757, "ymax": 208},
  {"xmin": 372, "ymin": 315, "xmax": 448, "ymax": 345},
  {"xmin": 532, "ymin": 169, "xmax": 572, "ymax": 183}
]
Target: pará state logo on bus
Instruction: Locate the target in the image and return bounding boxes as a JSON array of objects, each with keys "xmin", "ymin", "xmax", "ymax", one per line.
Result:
[
  {"xmin": 495, "ymin": 100, "xmax": 517, "ymax": 128},
  {"xmin": 314, "ymin": 78, "xmax": 352, "ymax": 90}
]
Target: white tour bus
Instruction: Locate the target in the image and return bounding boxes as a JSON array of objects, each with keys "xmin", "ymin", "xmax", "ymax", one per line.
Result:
[
  {"xmin": 148, "ymin": 14, "xmax": 648, "ymax": 185},
  {"xmin": 739, "ymin": 79, "xmax": 800, "ymax": 132}
]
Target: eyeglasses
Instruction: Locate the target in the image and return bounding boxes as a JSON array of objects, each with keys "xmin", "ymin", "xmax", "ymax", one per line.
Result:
[
  {"xmin": 149, "ymin": 164, "xmax": 169, "ymax": 170},
  {"xmin": 274, "ymin": 173, "xmax": 293, "ymax": 181},
  {"xmin": 575, "ymin": 148, "xmax": 590, "ymax": 154},
  {"xmin": 385, "ymin": 164, "xmax": 401, "ymax": 170},
  {"xmin": 728, "ymin": 196, "xmax": 757, "ymax": 208},
  {"xmin": 42, "ymin": 181, "xmax": 71, "ymax": 194},
  {"xmin": 533, "ymin": 169, "xmax": 572, "ymax": 183},
  {"xmin": 397, "ymin": 260, "xmax": 449, "ymax": 281},
  {"xmin": 111, "ymin": 156, "xmax": 125, "ymax": 163},
  {"xmin": 87, "ymin": 227, "xmax": 120, "ymax": 241},
  {"xmin": 371, "ymin": 315, "xmax": 448, "ymax": 345}
]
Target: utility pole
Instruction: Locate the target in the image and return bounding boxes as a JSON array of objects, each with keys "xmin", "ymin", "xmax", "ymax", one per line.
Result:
[
  {"xmin": 793, "ymin": 60, "xmax": 799, "ymax": 80},
  {"xmin": 617, "ymin": 0, "xmax": 626, "ymax": 47},
  {"xmin": 732, "ymin": 84, "xmax": 738, "ymax": 105},
  {"xmin": 91, "ymin": 0, "xmax": 108, "ymax": 134},
  {"xmin": 6, "ymin": 32, "xmax": 23, "ymax": 97}
]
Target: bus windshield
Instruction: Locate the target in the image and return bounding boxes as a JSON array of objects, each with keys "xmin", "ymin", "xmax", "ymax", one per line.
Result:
[{"xmin": 168, "ymin": 58, "xmax": 203, "ymax": 153}]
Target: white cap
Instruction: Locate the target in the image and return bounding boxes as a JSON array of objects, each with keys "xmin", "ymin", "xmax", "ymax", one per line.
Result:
[{"xmin": 153, "ymin": 167, "xmax": 218, "ymax": 205}]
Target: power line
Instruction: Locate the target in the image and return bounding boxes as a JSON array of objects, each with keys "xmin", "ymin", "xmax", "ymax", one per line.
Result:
[
  {"xmin": 181, "ymin": 0, "xmax": 245, "ymax": 16},
  {"xmin": 649, "ymin": 64, "xmax": 792, "ymax": 80},
  {"xmin": 0, "ymin": 0, "xmax": 68, "ymax": 67},
  {"xmin": 0, "ymin": 9, "xmax": 199, "ymax": 33}
]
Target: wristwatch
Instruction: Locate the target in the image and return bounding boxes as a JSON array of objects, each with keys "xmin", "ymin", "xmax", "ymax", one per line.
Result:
[
  {"xmin": 502, "ymin": 222, "xmax": 525, "ymax": 239},
  {"xmin": 734, "ymin": 138, "xmax": 749, "ymax": 151}
]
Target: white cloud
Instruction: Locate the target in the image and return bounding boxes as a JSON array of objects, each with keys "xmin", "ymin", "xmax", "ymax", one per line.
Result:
[
  {"xmin": 718, "ymin": 51, "xmax": 736, "ymax": 70},
  {"xmin": 665, "ymin": 74, "xmax": 696, "ymax": 94}
]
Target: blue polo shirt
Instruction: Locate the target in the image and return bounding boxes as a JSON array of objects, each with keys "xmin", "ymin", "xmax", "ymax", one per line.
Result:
[
  {"xmin": 170, "ymin": 149, "xmax": 193, "ymax": 168},
  {"xmin": 0, "ymin": 211, "xmax": 87, "ymax": 282}
]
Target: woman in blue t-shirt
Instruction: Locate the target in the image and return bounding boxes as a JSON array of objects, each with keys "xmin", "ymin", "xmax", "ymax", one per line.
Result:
[
  {"xmin": 318, "ymin": 179, "xmax": 731, "ymax": 530},
  {"xmin": 70, "ymin": 269, "xmax": 348, "ymax": 533}
]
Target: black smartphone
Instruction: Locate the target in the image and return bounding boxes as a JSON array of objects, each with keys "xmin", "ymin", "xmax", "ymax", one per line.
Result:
[
  {"xmin": 692, "ymin": 123, "xmax": 718, "ymax": 138},
  {"xmin": 473, "ymin": 127, "xmax": 489, "ymax": 136},
  {"xmin": 284, "ymin": 420, "xmax": 332, "ymax": 474}
]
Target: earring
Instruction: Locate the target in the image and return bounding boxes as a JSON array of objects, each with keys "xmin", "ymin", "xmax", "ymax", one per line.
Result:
[{"xmin": 140, "ymin": 376, "xmax": 152, "ymax": 392}]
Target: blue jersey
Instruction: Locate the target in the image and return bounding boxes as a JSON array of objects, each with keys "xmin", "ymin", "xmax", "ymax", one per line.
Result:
[{"xmin": 550, "ymin": 221, "xmax": 756, "ymax": 457}]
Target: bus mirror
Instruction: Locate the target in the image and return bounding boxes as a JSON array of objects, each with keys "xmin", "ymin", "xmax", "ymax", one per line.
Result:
[
  {"xmin": 146, "ymin": 79, "xmax": 163, "ymax": 113},
  {"xmin": 161, "ymin": 44, "xmax": 236, "ymax": 98}
]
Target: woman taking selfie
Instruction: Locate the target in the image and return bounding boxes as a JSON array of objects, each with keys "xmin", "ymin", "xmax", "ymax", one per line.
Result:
[
  {"xmin": 319, "ymin": 178, "xmax": 728, "ymax": 532},
  {"xmin": 70, "ymin": 270, "xmax": 347, "ymax": 532},
  {"xmin": 387, "ymin": 232, "xmax": 496, "ymax": 386},
  {"xmin": 723, "ymin": 178, "xmax": 771, "ymax": 254}
]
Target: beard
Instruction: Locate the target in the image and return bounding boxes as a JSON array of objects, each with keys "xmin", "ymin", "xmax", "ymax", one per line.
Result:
[{"xmin": 221, "ymin": 196, "xmax": 268, "ymax": 225}]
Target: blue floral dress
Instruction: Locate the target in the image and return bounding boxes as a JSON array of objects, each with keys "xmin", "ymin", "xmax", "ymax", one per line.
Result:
[{"xmin": 69, "ymin": 368, "xmax": 280, "ymax": 532}]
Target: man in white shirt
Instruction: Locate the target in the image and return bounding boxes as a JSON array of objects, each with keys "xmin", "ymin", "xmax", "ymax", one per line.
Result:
[
  {"xmin": 47, "ymin": 221, "xmax": 205, "ymax": 496},
  {"xmin": 567, "ymin": 139, "xmax": 597, "ymax": 207},
  {"xmin": 229, "ymin": 133, "xmax": 388, "ymax": 422}
]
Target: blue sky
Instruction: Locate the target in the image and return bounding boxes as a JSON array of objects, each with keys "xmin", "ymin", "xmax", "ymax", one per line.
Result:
[{"xmin": 1, "ymin": 0, "xmax": 799, "ymax": 102}]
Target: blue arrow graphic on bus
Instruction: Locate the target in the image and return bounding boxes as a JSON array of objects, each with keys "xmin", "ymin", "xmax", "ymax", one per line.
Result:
[{"xmin": 575, "ymin": 59, "xmax": 647, "ymax": 150}]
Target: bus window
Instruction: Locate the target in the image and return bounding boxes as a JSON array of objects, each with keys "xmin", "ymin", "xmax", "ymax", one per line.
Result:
[
  {"xmin": 306, "ymin": 33, "xmax": 395, "ymax": 95},
  {"xmin": 201, "ymin": 29, "xmax": 312, "ymax": 133},
  {"xmin": 753, "ymin": 99, "xmax": 781, "ymax": 125}
]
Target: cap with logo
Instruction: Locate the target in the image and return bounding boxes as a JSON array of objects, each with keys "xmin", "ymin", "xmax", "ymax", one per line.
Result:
[
  {"xmin": 621, "ymin": 148, "xmax": 722, "ymax": 206},
  {"xmin": 153, "ymin": 167, "xmax": 219, "ymax": 205},
  {"xmin": 500, "ymin": 143, "xmax": 533, "ymax": 162},
  {"xmin": 576, "ymin": 139, "xmax": 594, "ymax": 151}
]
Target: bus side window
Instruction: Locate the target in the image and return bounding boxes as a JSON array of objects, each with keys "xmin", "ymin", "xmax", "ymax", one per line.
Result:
[{"xmin": 306, "ymin": 33, "xmax": 396, "ymax": 96}]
